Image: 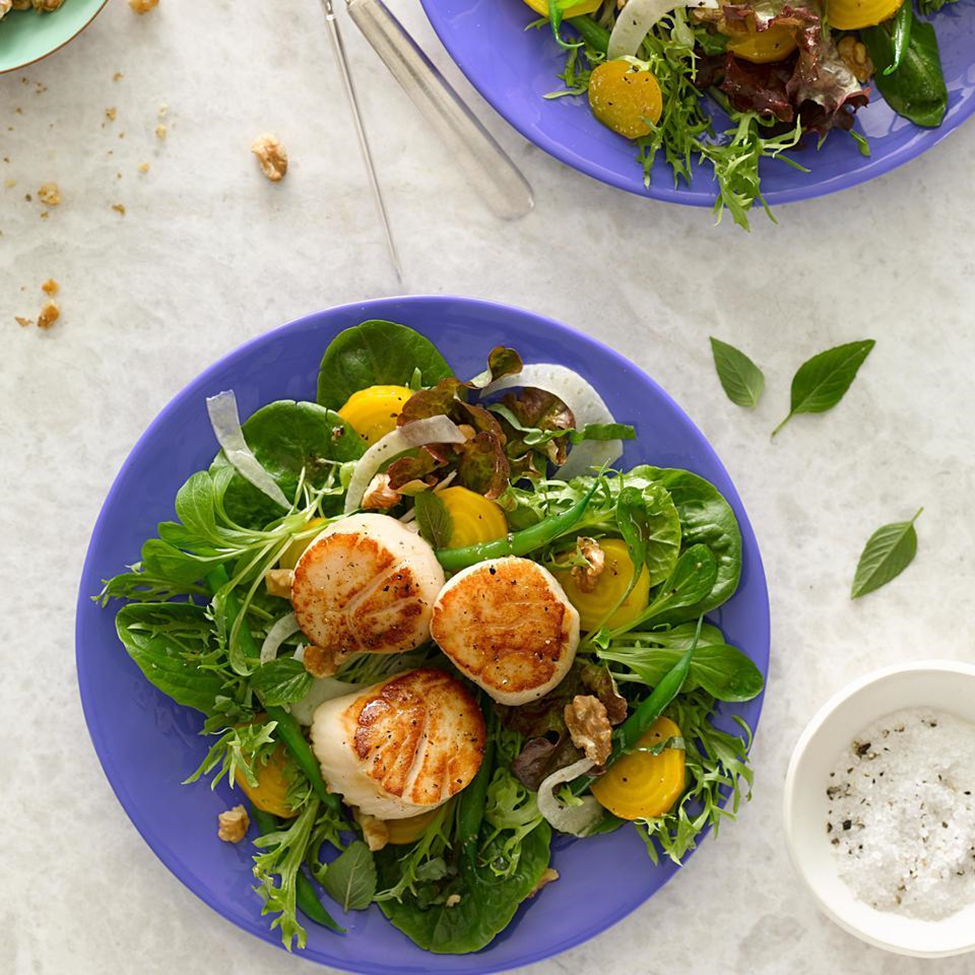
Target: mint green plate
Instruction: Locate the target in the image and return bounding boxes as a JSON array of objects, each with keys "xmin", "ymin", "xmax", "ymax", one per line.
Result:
[{"xmin": 0, "ymin": 0, "xmax": 108, "ymax": 74}]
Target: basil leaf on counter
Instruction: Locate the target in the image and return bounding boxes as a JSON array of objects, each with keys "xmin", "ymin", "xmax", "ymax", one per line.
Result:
[
  {"xmin": 709, "ymin": 337, "xmax": 765, "ymax": 408},
  {"xmin": 862, "ymin": 14, "xmax": 947, "ymax": 128},
  {"xmin": 773, "ymin": 340, "xmax": 875, "ymax": 436},
  {"xmin": 852, "ymin": 508, "xmax": 923, "ymax": 599},
  {"xmin": 414, "ymin": 489, "xmax": 453, "ymax": 549}
]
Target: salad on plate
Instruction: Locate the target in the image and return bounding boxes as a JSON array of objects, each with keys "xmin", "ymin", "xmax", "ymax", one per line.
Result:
[
  {"xmin": 96, "ymin": 320, "xmax": 764, "ymax": 954},
  {"xmin": 522, "ymin": 0, "xmax": 960, "ymax": 226}
]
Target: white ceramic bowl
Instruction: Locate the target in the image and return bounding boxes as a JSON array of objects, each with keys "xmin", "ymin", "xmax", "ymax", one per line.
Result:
[{"xmin": 783, "ymin": 660, "xmax": 975, "ymax": 958}]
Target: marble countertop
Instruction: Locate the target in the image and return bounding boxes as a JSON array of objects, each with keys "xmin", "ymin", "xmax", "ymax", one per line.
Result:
[{"xmin": 2, "ymin": 1, "xmax": 974, "ymax": 973}]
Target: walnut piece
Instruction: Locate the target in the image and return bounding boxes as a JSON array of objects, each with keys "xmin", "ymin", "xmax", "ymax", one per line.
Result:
[
  {"xmin": 303, "ymin": 643, "xmax": 349, "ymax": 678},
  {"xmin": 37, "ymin": 182, "xmax": 60, "ymax": 206},
  {"xmin": 571, "ymin": 537, "xmax": 605, "ymax": 593},
  {"xmin": 355, "ymin": 811, "xmax": 389, "ymax": 852},
  {"xmin": 251, "ymin": 134, "xmax": 288, "ymax": 182},
  {"xmin": 128, "ymin": 0, "xmax": 159, "ymax": 12},
  {"xmin": 217, "ymin": 805, "xmax": 250, "ymax": 843},
  {"xmin": 564, "ymin": 694, "xmax": 612, "ymax": 765},
  {"xmin": 265, "ymin": 568, "xmax": 294, "ymax": 599},
  {"xmin": 837, "ymin": 36, "xmax": 874, "ymax": 84},
  {"xmin": 362, "ymin": 473, "xmax": 401, "ymax": 511},
  {"xmin": 444, "ymin": 893, "xmax": 462, "ymax": 908},
  {"xmin": 528, "ymin": 867, "xmax": 559, "ymax": 897},
  {"xmin": 36, "ymin": 301, "xmax": 59, "ymax": 329},
  {"xmin": 31, "ymin": 0, "xmax": 66, "ymax": 11}
]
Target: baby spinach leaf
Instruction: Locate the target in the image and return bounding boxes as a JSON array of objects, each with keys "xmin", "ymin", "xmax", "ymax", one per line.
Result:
[
  {"xmin": 616, "ymin": 487, "xmax": 649, "ymax": 604},
  {"xmin": 250, "ymin": 657, "xmax": 313, "ymax": 706},
  {"xmin": 414, "ymin": 490, "xmax": 453, "ymax": 549},
  {"xmin": 569, "ymin": 422, "xmax": 636, "ymax": 443},
  {"xmin": 641, "ymin": 481, "xmax": 682, "ymax": 587},
  {"xmin": 851, "ymin": 508, "xmax": 922, "ymax": 599},
  {"xmin": 598, "ymin": 641, "xmax": 765, "ymax": 702},
  {"xmin": 640, "ymin": 545, "xmax": 718, "ymax": 624},
  {"xmin": 627, "ymin": 466, "xmax": 741, "ymax": 618},
  {"xmin": 316, "ymin": 320, "xmax": 453, "ymax": 410},
  {"xmin": 863, "ymin": 14, "xmax": 947, "ymax": 127},
  {"xmin": 709, "ymin": 337, "xmax": 764, "ymax": 408},
  {"xmin": 376, "ymin": 822, "xmax": 552, "ymax": 953},
  {"xmin": 773, "ymin": 340, "xmax": 875, "ymax": 436},
  {"xmin": 210, "ymin": 400, "xmax": 363, "ymax": 528},
  {"xmin": 116, "ymin": 602, "xmax": 226, "ymax": 714},
  {"xmin": 321, "ymin": 840, "xmax": 377, "ymax": 912}
]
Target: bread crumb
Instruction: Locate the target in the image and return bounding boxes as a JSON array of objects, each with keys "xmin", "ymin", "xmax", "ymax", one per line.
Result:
[
  {"xmin": 155, "ymin": 124, "xmax": 167, "ymax": 140},
  {"xmin": 217, "ymin": 805, "xmax": 249, "ymax": 843},
  {"xmin": 41, "ymin": 278, "xmax": 58, "ymax": 296},
  {"xmin": 111, "ymin": 203, "xmax": 126, "ymax": 216},
  {"xmin": 37, "ymin": 182, "xmax": 60, "ymax": 206},
  {"xmin": 37, "ymin": 301, "xmax": 59, "ymax": 329},
  {"xmin": 15, "ymin": 316, "xmax": 33, "ymax": 328},
  {"xmin": 128, "ymin": 0, "xmax": 159, "ymax": 12},
  {"xmin": 251, "ymin": 134, "xmax": 288, "ymax": 182},
  {"xmin": 157, "ymin": 103, "xmax": 167, "ymax": 119},
  {"xmin": 138, "ymin": 161, "xmax": 150, "ymax": 174},
  {"xmin": 113, "ymin": 71, "xmax": 124, "ymax": 81},
  {"xmin": 105, "ymin": 107, "xmax": 116, "ymax": 121},
  {"xmin": 40, "ymin": 211, "xmax": 49, "ymax": 220}
]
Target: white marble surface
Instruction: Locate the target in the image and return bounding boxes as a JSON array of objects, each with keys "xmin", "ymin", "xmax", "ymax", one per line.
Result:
[{"xmin": 2, "ymin": 1, "xmax": 974, "ymax": 973}]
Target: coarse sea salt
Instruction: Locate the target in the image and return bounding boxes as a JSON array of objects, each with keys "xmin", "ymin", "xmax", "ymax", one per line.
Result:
[{"xmin": 826, "ymin": 707, "xmax": 975, "ymax": 921}]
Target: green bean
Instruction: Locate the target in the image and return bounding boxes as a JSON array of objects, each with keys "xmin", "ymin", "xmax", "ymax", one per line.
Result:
[
  {"xmin": 265, "ymin": 704, "xmax": 343, "ymax": 814},
  {"xmin": 205, "ymin": 566, "xmax": 341, "ymax": 815},
  {"xmin": 457, "ymin": 715, "xmax": 496, "ymax": 873},
  {"xmin": 885, "ymin": 1, "xmax": 913, "ymax": 76},
  {"xmin": 436, "ymin": 481, "xmax": 599, "ymax": 572},
  {"xmin": 567, "ymin": 15, "xmax": 610, "ymax": 54},
  {"xmin": 250, "ymin": 805, "xmax": 345, "ymax": 933}
]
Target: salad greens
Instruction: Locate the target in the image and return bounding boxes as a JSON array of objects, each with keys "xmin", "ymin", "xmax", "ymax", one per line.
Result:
[
  {"xmin": 526, "ymin": 0, "xmax": 957, "ymax": 227},
  {"xmin": 96, "ymin": 321, "xmax": 764, "ymax": 955}
]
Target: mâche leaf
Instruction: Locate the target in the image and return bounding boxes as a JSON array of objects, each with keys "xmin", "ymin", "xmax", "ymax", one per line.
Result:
[
  {"xmin": 709, "ymin": 337, "xmax": 764, "ymax": 408},
  {"xmin": 773, "ymin": 340, "xmax": 875, "ymax": 436},
  {"xmin": 851, "ymin": 508, "xmax": 923, "ymax": 599},
  {"xmin": 414, "ymin": 489, "xmax": 453, "ymax": 549},
  {"xmin": 321, "ymin": 840, "xmax": 377, "ymax": 912}
]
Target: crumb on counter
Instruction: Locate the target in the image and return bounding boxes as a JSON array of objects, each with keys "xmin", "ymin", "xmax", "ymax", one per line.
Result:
[
  {"xmin": 111, "ymin": 203, "xmax": 126, "ymax": 216},
  {"xmin": 138, "ymin": 161, "xmax": 150, "ymax": 174},
  {"xmin": 217, "ymin": 805, "xmax": 250, "ymax": 843},
  {"xmin": 15, "ymin": 316, "xmax": 33, "ymax": 328},
  {"xmin": 37, "ymin": 301, "xmax": 59, "ymax": 329},
  {"xmin": 105, "ymin": 107, "xmax": 117, "ymax": 121},
  {"xmin": 158, "ymin": 104, "xmax": 168, "ymax": 119},
  {"xmin": 128, "ymin": 0, "xmax": 159, "ymax": 13},
  {"xmin": 113, "ymin": 71, "xmax": 124, "ymax": 82},
  {"xmin": 37, "ymin": 181, "xmax": 60, "ymax": 206},
  {"xmin": 251, "ymin": 134, "xmax": 288, "ymax": 182},
  {"xmin": 41, "ymin": 278, "xmax": 58, "ymax": 296},
  {"xmin": 155, "ymin": 124, "xmax": 167, "ymax": 140}
]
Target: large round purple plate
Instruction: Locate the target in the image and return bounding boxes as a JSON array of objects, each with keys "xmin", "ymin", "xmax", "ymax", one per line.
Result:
[
  {"xmin": 76, "ymin": 296, "xmax": 770, "ymax": 973},
  {"xmin": 419, "ymin": 0, "xmax": 975, "ymax": 205}
]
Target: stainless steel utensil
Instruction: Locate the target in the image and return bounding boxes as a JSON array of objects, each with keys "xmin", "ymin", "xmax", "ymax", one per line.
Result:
[{"xmin": 345, "ymin": 0, "xmax": 534, "ymax": 221}]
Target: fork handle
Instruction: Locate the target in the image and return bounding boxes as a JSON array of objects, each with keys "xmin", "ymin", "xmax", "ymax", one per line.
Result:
[{"xmin": 345, "ymin": 0, "xmax": 534, "ymax": 221}]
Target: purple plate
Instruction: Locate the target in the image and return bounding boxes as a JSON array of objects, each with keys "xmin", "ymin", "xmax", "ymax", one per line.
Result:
[
  {"xmin": 419, "ymin": 0, "xmax": 975, "ymax": 205},
  {"xmin": 76, "ymin": 296, "xmax": 770, "ymax": 974}
]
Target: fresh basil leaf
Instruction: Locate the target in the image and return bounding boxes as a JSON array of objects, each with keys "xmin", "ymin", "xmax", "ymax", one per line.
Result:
[
  {"xmin": 316, "ymin": 320, "xmax": 453, "ymax": 410},
  {"xmin": 209, "ymin": 400, "xmax": 364, "ymax": 529},
  {"xmin": 250, "ymin": 657, "xmax": 313, "ymax": 706},
  {"xmin": 862, "ymin": 13, "xmax": 947, "ymax": 127},
  {"xmin": 599, "ymin": 641, "xmax": 764, "ymax": 702},
  {"xmin": 851, "ymin": 508, "xmax": 922, "ymax": 599},
  {"xmin": 773, "ymin": 340, "xmax": 875, "ymax": 436},
  {"xmin": 626, "ymin": 466, "xmax": 741, "ymax": 618},
  {"xmin": 709, "ymin": 337, "xmax": 765, "ymax": 408},
  {"xmin": 321, "ymin": 840, "xmax": 377, "ymax": 912},
  {"xmin": 116, "ymin": 602, "xmax": 226, "ymax": 714},
  {"xmin": 413, "ymin": 490, "xmax": 453, "ymax": 549},
  {"xmin": 569, "ymin": 422, "xmax": 637, "ymax": 443}
]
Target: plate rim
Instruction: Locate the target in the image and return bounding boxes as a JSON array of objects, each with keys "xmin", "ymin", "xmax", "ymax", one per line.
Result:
[
  {"xmin": 417, "ymin": 0, "xmax": 975, "ymax": 206},
  {"xmin": 75, "ymin": 294, "xmax": 771, "ymax": 973}
]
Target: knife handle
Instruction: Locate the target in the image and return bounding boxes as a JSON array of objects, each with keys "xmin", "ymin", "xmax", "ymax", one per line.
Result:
[{"xmin": 345, "ymin": 0, "xmax": 534, "ymax": 221}]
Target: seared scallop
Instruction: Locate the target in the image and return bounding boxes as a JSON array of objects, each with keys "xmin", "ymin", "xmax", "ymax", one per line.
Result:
[
  {"xmin": 431, "ymin": 556, "xmax": 580, "ymax": 706},
  {"xmin": 309, "ymin": 668, "xmax": 485, "ymax": 819},
  {"xmin": 292, "ymin": 513, "xmax": 444, "ymax": 658}
]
